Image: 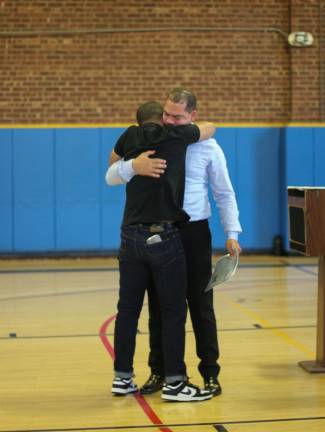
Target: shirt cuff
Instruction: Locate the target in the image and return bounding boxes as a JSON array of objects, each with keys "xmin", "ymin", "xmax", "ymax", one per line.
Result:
[
  {"xmin": 226, "ymin": 231, "xmax": 239, "ymax": 241},
  {"xmin": 118, "ymin": 159, "xmax": 136, "ymax": 182}
]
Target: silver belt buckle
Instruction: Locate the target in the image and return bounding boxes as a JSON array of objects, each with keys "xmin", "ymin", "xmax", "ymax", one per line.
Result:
[{"xmin": 149, "ymin": 224, "xmax": 164, "ymax": 233}]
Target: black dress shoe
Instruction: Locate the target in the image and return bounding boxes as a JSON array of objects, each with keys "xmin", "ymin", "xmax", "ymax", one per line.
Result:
[
  {"xmin": 204, "ymin": 377, "xmax": 222, "ymax": 396},
  {"xmin": 140, "ymin": 374, "xmax": 164, "ymax": 394}
]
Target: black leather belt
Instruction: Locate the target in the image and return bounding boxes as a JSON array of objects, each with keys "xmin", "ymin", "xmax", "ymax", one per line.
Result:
[{"xmin": 130, "ymin": 222, "xmax": 175, "ymax": 233}]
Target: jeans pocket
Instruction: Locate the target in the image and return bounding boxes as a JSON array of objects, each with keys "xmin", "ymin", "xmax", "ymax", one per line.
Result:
[
  {"xmin": 146, "ymin": 234, "xmax": 182, "ymax": 268},
  {"xmin": 118, "ymin": 238, "xmax": 128, "ymax": 259}
]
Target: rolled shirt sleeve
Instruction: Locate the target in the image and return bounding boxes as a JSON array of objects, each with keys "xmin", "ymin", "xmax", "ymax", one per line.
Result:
[{"xmin": 105, "ymin": 159, "xmax": 135, "ymax": 185}]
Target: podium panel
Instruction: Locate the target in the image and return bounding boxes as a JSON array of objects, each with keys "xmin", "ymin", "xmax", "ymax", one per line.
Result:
[
  {"xmin": 288, "ymin": 188, "xmax": 325, "ymax": 257},
  {"xmin": 288, "ymin": 187, "xmax": 325, "ymax": 373}
]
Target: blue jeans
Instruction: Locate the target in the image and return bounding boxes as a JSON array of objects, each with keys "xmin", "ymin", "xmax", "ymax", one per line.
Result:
[{"xmin": 114, "ymin": 224, "xmax": 188, "ymax": 382}]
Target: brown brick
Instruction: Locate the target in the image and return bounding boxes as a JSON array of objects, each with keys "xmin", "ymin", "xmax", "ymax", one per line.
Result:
[{"xmin": 0, "ymin": 0, "xmax": 322, "ymax": 123}]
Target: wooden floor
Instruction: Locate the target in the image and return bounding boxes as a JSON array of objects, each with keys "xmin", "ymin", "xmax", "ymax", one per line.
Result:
[{"xmin": 1, "ymin": 254, "xmax": 325, "ymax": 432}]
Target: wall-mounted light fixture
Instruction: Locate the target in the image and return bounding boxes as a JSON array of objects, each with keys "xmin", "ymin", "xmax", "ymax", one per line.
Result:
[{"xmin": 288, "ymin": 31, "xmax": 314, "ymax": 47}]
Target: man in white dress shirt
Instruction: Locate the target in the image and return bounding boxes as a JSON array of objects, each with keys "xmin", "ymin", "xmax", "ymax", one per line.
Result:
[{"xmin": 106, "ymin": 87, "xmax": 242, "ymax": 396}]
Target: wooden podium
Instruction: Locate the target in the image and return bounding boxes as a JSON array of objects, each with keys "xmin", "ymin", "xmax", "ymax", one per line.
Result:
[{"xmin": 288, "ymin": 187, "xmax": 325, "ymax": 372}]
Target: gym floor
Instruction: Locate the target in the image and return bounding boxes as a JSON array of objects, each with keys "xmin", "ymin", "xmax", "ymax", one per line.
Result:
[{"xmin": 1, "ymin": 255, "xmax": 324, "ymax": 432}]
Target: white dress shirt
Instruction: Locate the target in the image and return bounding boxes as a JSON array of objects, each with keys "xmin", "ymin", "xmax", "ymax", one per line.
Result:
[{"xmin": 106, "ymin": 138, "xmax": 242, "ymax": 240}]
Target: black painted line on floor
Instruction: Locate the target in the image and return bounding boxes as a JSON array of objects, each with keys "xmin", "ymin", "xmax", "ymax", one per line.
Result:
[
  {"xmin": 0, "ymin": 267, "xmax": 119, "ymax": 274},
  {"xmin": 0, "ymin": 333, "xmax": 110, "ymax": 340},
  {"xmin": 291, "ymin": 265, "xmax": 318, "ymax": 276},
  {"xmin": 217, "ymin": 415, "xmax": 325, "ymax": 426},
  {"xmin": 217, "ymin": 324, "xmax": 316, "ymax": 333},
  {"xmin": 1, "ymin": 415, "xmax": 325, "ymax": 432},
  {"xmin": 1, "ymin": 270, "xmax": 318, "ymax": 304},
  {"xmin": 0, "ymin": 261, "xmax": 318, "ymax": 275},
  {"xmin": 226, "ymin": 277, "xmax": 317, "ymax": 290},
  {"xmin": 0, "ymin": 323, "xmax": 316, "ymax": 342},
  {"xmin": 238, "ymin": 262, "xmax": 317, "ymax": 269},
  {"xmin": 0, "ymin": 287, "xmax": 117, "ymax": 302},
  {"xmin": 255, "ymin": 324, "xmax": 316, "ymax": 331}
]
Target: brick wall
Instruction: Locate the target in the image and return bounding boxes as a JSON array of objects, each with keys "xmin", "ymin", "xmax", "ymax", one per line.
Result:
[
  {"xmin": 0, "ymin": 0, "xmax": 322, "ymax": 124},
  {"xmin": 290, "ymin": 0, "xmax": 322, "ymax": 121}
]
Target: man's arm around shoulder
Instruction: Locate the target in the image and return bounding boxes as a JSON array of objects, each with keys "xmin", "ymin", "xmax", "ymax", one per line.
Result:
[{"xmin": 196, "ymin": 121, "xmax": 216, "ymax": 141}]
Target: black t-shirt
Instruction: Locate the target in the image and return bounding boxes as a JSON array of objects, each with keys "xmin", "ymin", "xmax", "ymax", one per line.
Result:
[{"xmin": 114, "ymin": 122, "xmax": 200, "ymax": 226}]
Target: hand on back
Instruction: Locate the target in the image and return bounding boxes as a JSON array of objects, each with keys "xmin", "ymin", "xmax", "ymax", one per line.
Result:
[{"xmin": 132, "ymin": 150, "xmax": 167, "ymax": 178}]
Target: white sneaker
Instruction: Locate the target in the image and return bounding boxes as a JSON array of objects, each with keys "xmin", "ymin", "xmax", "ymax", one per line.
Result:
[
  {"xmin": 112, "ymin": 377, "xmax": 138, "ymax": 395},
  {"xmin": 161, "ymin": 380, "xmax": 212, "ymax": 402}
]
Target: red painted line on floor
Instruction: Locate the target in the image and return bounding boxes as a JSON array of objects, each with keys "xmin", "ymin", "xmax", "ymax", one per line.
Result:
[
  {"xmin": 99, "ymin": 315, "xmax": 117, "ymax": 360},
  {"xmin": 99, "ymin": 316, "xmax": 173, "ymax": 432}
]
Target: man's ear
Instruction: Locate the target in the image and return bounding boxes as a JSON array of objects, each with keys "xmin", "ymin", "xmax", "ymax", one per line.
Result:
[{"xmin": 190, "ymin": 110, "xmax": 197, "ymax": 122}]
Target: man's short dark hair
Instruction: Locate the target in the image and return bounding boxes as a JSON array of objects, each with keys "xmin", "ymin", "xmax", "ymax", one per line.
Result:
[
  {"xmin": 166, "ymin": 87, "xmax": 197, "ymax": 113},
  {"xmin": 136, "ymin": 101, "xmax": 164, "ymax": 126}
]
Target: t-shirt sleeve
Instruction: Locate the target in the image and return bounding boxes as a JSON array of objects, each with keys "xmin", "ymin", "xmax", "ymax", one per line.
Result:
[
  {"xmin": 114, "ymin": 126, "xmax": 135, "ymax": 157},
  {"xmin": 114, "ymin": 133, "xmax": 126, "ymax": 157},
  {"xmin": 176, "ymin": 124, "xmax": 200, "ymax": 145}
]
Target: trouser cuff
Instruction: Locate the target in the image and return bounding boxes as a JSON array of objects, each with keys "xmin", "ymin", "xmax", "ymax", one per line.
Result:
[
  {"xmin": 115, "ymin": 371, "xmax": 133, "ymax": 379},
  {"xmin": 165, "ymin": 374, "xmax": 187, "ymax": 383}
]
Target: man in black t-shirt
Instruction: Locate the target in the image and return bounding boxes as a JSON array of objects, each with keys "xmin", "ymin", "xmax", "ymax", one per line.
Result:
[
  {"xmin": 110, "ymin": 101, "xmax": 215, "ymax": 402},
  {"xmin": 114, "ymin": 103, "xmax": 201, "ymax": 226}
]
